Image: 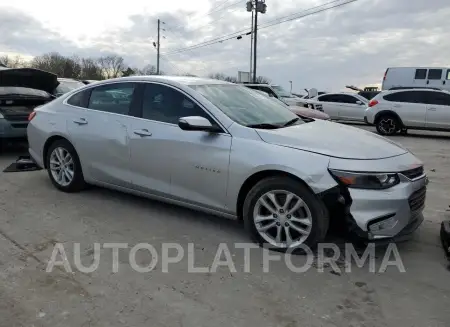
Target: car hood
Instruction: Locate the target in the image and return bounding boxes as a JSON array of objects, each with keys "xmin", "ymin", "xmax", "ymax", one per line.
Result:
[
  {"xmin": 255, "ymin": 120, "xmax": 408, "ymax": 160},
  {"xmin": 0, "ymin": 68, "xmax": 59, "ymax": 94},
  {"xmin": 289, "ymin": 105, "xmax": 329, "ymax": 120}
]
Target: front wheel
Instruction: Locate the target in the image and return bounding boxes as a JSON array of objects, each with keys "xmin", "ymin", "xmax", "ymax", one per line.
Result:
[
  {"xmin": 243, "ymin": 177, "xmax": 329, "ymax": 252},
  {"xmin": 376, "ymin": 115, "xmax": 400, "ymax": 136}
]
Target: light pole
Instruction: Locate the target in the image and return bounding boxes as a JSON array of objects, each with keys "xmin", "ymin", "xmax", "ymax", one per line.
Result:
[{"xmin": 246, "ymin": 0, "xmax": 267, "ymax": 83}]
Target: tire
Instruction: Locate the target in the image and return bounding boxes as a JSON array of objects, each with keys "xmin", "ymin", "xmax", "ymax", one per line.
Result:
[
  {"xmin": 242, "ymin": 177, "xmax": 329, "ymax": 252},
  {"xmin": 46, "ymin": 139, "xmax": 86, "ymax": 192},
  {"xmin": 375, "ymin": 115, "xmax": 400, "ymax": 136}
]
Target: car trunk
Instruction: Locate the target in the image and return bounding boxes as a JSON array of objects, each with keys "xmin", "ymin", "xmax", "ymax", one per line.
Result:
[
  {"xmin": 0, "ymin": 67, "xmax": 59, "ymax": 94},
  {"xmin": 0, "ymin": 87, "xmax": 53, "ymax": 123}
]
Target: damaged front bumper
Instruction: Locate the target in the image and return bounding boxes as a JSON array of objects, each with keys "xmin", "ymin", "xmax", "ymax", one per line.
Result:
[{"xmin": 322, "ymin": 152, "xmax": 427, "ymax": 240}]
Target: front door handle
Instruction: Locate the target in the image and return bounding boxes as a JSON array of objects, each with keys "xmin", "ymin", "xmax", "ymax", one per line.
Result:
[
  {"xmin": 428, "ymin": 107, "xmax": 437, "ymax": 111},
  {"xmin": 134, "ymin": 129, "xmax": 152, "ymax": 137},
  {"xmin": 73, "ymin": 118, "xmax": 88, "ymax": 125}
]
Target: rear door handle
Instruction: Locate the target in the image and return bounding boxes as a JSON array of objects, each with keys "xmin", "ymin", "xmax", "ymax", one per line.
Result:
[
  {"xmin": 73, "ymin": 118, "xmax": 88, "ymax": 125},
  {"xmin": 134, "ymin": 129, "xmax": 152, "ymax": 137},
  {"xmin": 428, "ymin": 107, "xmax": 437, "ymax": 111}
]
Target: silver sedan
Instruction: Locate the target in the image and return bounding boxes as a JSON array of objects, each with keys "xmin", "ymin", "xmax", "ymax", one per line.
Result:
[{"xmin": 27, "ymin": 76, "xmax": 427, "ymax": 250}]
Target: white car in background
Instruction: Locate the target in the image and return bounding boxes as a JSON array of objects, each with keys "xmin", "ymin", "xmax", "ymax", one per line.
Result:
[
  {"xmin": 365, "ymin": 88, "xmax": 450, "ymax": 135},
  {"xmin": 308, "ymin": 92, "xmax": 369, "ymax": 122}
]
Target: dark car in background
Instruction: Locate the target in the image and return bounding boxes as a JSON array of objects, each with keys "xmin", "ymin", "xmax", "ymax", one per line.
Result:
[
  {"xmin": 55, "ymin": 78, "xmax": 86, "ymax": 97},
  {"xmin": 82, "ymin": 79, "xmax": 99, "ymax": 85},
  {"xmin": 0, "ymin": 67, "xmax": 59, "ymax": 140}
]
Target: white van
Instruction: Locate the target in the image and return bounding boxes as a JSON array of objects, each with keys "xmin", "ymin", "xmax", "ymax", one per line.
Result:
[{"xmin": 382, "ymin": 67, "xmax": 450, "ymax": 91}]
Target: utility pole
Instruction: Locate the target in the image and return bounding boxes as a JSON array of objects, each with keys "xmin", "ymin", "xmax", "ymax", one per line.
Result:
[
  {"xmin": 249, "ymin": 9, "xmax": 253, "ymax": 80},
  {"xmin": 247, "ymin": 0, "xmax": 267, "ymax": 83},
  {"xmin": 156, "ymin": 19, "xmax": 161, "ymax": 75}
]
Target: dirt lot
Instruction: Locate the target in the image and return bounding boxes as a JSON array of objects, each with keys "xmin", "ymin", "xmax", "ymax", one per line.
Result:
[{"xmin": 1, "ymin": 126, "xmax": 450, "ymax": 327}]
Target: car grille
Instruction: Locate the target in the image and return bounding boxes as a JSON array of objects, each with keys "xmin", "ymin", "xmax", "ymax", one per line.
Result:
[
  {"xmin": 408, "ymin": 187, "xmax": 426, "ymax": 212},
  {"xmin": 401, "ymin": 166, "xmax": 424, "ymax": 180}
]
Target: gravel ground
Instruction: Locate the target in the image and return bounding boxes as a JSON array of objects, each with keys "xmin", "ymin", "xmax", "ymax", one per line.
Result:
[{"xmin": 0, "ymin": 126, "xmax": 449, "ymax": 327}]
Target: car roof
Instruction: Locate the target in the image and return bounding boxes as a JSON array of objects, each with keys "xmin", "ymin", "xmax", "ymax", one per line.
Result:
[{"xmin": 93, "ymin": 75, "xmax": 235, "ymax": 87}]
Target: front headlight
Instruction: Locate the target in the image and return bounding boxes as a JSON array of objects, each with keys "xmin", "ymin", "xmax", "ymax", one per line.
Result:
[{"xmin": 329, "ymin": 169, "xmax": 400, "ymax": 190}]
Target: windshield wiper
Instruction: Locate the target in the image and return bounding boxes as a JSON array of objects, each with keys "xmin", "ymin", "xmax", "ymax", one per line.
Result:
[
  {"xmin": 246, "ymin": 123, "xmax": 281, "ymax": 129},
  {"xmin": 282, "ymin": 118, "xmax": 301, "ymax": 127}
]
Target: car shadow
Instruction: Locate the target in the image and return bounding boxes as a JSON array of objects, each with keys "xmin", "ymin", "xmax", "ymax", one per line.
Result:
[{"xmin": 0, "ymin": 139, "xmax": 28, "ymax": 156}]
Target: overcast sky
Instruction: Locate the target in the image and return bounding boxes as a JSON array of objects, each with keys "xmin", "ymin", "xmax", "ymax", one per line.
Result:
[{"xmin": 1, "ymin": 0, "xmax": 449, "ymax": 92}]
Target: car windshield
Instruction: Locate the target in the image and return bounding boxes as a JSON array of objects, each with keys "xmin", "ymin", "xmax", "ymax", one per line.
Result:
[
  {"xmin": 190, "ymin": 84, "xmax": 301, "ymax": 127},
  {"xmin": 55, "ymin": 80, "xmax": 85, "ymax": 95},
  {"xmin": 271, "ymin": 85, "xmax": 292, "ymax": 98}
]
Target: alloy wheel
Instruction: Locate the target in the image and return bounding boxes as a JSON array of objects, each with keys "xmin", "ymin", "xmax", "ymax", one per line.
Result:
[
  {"xmin": 379, "ymin": 118, "xmax": 396, "ymax": 135},
  {"xmin": 49, "ymin": 147, "xmax": 74, "ymax": 187},
  {"xmin": 253, "ymin": 190, "xmax": 313, "ymax": 249}
]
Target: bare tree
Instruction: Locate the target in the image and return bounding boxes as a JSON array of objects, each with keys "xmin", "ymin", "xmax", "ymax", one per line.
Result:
[
  {"xmin": 97, "ymin": 55, "xmax": 126, "ymax": 79},
  {"xmin": 78, "ymin": 57, "xmax": 103, "ymax": 80},
  {"xmin": 208, "ymin": 73, "xmax": 238, "ymax": 83},
  {"xmin": 30, "ymin": 52, "xmax": 81, "ymax": 78},
  {"xmin": 0, "ymin": 55, "xmax": 25, "ymax": 68},
  {"xmin": 255, "ymin": 76, "xmax": 271, "ymax": 84},
  {"xmin": 136, "ymin": 64, "xmax": 157, "ymax": 75}
]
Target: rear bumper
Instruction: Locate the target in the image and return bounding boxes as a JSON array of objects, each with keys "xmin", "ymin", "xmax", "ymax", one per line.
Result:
[{"xmin": 0, "ymin": 119, "xmax": 28, "ymax": 138}]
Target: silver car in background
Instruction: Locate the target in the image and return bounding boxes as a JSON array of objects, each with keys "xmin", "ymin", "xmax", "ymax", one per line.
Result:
[{"xmin": 27, "ymin": 76, "xmax": 427, "ymax": 250}]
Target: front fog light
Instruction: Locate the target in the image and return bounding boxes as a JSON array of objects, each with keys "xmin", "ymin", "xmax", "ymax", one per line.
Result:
[{"xmin": 369, "ymin": 216, "xmax": 398, "ymax": 232}]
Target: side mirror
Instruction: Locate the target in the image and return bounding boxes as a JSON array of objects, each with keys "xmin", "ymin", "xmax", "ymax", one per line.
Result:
[{"xmin": 178, "ymin": 116, "xmax": 221, "ymax": 132}]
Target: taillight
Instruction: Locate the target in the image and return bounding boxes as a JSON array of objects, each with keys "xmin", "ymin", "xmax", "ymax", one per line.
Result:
[
  {"xmin": 28, "ymin": 111, "xmax": 37, "ymax": 121},
  {"xmin": 368, "ymin": 99, "xmax": 379, "ymax": 107}
]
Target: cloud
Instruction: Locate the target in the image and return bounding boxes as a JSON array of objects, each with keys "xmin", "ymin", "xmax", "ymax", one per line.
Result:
[{"xmin": 1, "ymin": 0, "xmax": 450, "ymax": 91}]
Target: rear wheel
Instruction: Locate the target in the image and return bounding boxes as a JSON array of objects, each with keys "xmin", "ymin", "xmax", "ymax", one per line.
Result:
[
  {"xmin": 46, "ymin": 139, "xmax": 86, "ymax": 192},
  {"xmin": 376, "ymin": 115, "xmax": 400, "ymax": 136},
  {"xmin": 243, "ymin": 177, "xmax": 329, "ymax": 252}
]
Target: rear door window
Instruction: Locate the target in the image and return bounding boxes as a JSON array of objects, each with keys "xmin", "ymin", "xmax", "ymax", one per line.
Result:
[
  {"xmin": 337, "ymin": 95, "xmax": 359, "ymax": 104},
  {"xmin": 427, "ymin": 69, "xmax": 443, "ymax": 80},
  {"xmin": 87, "ymin": 83, "xmax": 137, "ymax": 115},
  {"xmin": 446, "ymin": 70, "xmax": 450, "ymax": 80},
  {"xmin": 383, "ymin": 91, "xmax": 428, "ymax": 104},
  {"xmin": 414, "ymin": 69, "xmax": 427, "ymax": 80},
  {"xmin": 317, "ymin": 94, "xmax": 339, "ymax": 102}
]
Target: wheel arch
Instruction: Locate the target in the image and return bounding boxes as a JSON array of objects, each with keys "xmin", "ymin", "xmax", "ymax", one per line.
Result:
[
  {"xmin": 374, "ymin": 110, "xmax": 405, "ymax": 127},
  {"xmin": 42, "ymin": 135, "xmax": 74, "ymax": 169},
  {"xmin": 236, "ymin": 170, "xmax": 315, "ymax": 220}
]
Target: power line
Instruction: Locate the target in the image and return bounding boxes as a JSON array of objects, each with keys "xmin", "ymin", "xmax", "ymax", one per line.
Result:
[
  {"xmin": 170, "ymin": 0, "xmax": 245, "ymax": 31},
  {"xmin": 163, "ymin": 0, "xmax": 356, "ymax": 56}
]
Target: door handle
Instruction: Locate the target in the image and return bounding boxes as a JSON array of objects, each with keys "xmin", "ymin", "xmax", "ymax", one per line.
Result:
[
  {"xmin": 73, "ymin": 118, "xmax": 88, "ymax": 125},
  {"xmin": 133, "ymin": 129, "xmax": 152, "ymax": 137},
  {"xmin": 393, "ymin": 104, "xmax": 401, "ymax": 108},
  {"xmin": 428, "ymin": 108, "xmax": 437, "ymax": 111}
]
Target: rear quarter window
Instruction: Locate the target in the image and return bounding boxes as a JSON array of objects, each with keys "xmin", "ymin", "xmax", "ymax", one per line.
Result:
[{"xmin": 67, "ymin": 90, "xmax": 89, "ymax": 107}]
